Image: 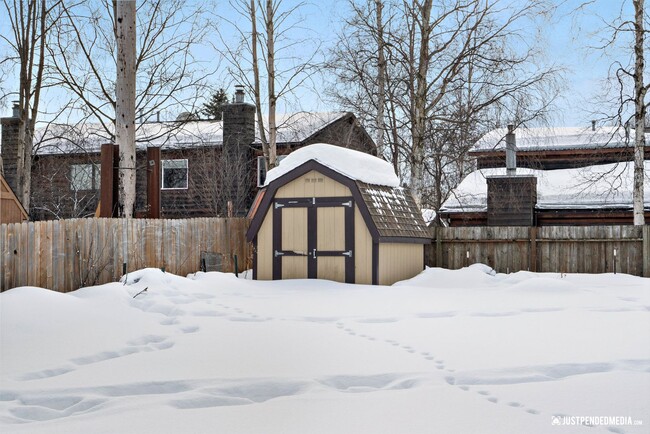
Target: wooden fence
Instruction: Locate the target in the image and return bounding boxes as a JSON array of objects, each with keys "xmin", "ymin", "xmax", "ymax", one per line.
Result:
[
  {"xmin": 1, "ymin": 217, "xmax": 251, "ymax": 292},
  {"xmin": 428, "ymin": 225, "xmax": 650, "ymax": 277}
]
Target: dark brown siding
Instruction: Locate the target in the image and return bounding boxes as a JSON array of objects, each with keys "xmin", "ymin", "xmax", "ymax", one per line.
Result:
[
  {"xmin": 473, "ymin": 146, "xmax": 650, "ymax": 170},
  {"xmin": 302, "ymin": 115, "xmax": 377, "ymax": 155},
  {"xmin": 487, "ymin": 176, "xmax": 537, "ymax": 226},
  {"xmin": 31, "ymin": 152, "xmax": 102, "ymax": 220}
]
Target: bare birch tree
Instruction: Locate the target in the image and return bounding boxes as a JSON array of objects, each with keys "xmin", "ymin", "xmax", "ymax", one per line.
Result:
[
  {"xmin": 577, "ymin": 0, "xmax": 647, "ymax": 225},
  {"xmin": 216, "ymin": 0, "xmax": 320, "ymax": 169},
  {"xmin": 632, "ymin": 0, "xmax": 645, "ymax": 225},
  {"xmin": 0, "ymin": 0, "xmax": 60, "ymax": 210},
  {"xmin": 47, "ymin": 0, "xmax": 213, "ymax": 143},
  {"xmin": 115, "ymin": 0, "xmax": 136, "ymax": 217},
  {"xmin": 329, "ymin": 0, "xmax": 561, "ymax": 208}
]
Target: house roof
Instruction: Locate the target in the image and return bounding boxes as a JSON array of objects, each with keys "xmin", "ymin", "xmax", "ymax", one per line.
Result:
[
  {"xmin": 247, "ymin": 147, "xmax": 430, "ymax": 243},
  {"xmin": 471, "ymin": 126, "xmax": 649, "ymax": 153},
  {"xmin": 440, "ymin": 161, "xmax": 650, "ymax": 213},
  {"xmin": 31, "ymin": 112, "xmax": 354, "ymax": 155}
]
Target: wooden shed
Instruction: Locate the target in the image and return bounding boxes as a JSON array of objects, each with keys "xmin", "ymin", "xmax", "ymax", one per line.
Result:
[
  {"xmin": 246, "ymin": 144, "xmax": 431, "ymax": 285},
  {"xmin": 1, "ymin": 174, "xmax": 28, "ymax": 224}
]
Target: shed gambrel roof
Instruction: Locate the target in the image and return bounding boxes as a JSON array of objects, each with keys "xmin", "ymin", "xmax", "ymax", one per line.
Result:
[
  {"xmin": 246, "ymin": 159, "xmax": 431, "ymax": 243},
  {"xmin": 356, "ymin": 182, "xmax": 431, "ymax": 239}
]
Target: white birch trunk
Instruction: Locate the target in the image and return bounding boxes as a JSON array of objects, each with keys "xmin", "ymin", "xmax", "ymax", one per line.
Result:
[
  {"xmin": 375, "ymin": 0, "xmax": 386, "ymax": 157},
  {"xmin": 116, "ymin": 0, "xmax": 137, "ymax": 218},
  {"xmin": 633, "ymin": 0, "xmax": 646, "ymax": 226},
  {"xmin": 410, "ymin": 0, "xmax": 432, "ymax": 206},
  {"xmin": 266, "ymin": 0, "xmax": 277, "ymax": 168},
  {"xmin": 250, "ymin": 0, "xmax": 269, "ymax": 165}
]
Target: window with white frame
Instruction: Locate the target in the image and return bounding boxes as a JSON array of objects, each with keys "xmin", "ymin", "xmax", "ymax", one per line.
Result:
[
  {"xmin": 162, "ymin": 159, "xmax": 188, "ymax": 189},
  {"xmin": 70, "ymin": 164, "xmax": 100, "ymax": 191},
  {"xmin": 257, "ymin": 155, "xmax": 286, "ymax": 187}
]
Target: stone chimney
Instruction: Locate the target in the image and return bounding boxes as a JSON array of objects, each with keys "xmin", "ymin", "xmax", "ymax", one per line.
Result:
[
  {"xmin": 1, "ymin": 101, "xmax": 21, "ymax": 192},
  {"xmin": 487, "ymin": 125, "xmax": 537, "ymax": 226}
]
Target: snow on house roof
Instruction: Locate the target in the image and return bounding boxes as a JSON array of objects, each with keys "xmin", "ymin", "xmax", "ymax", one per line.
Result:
[
  {"xmin": 440, "ymin": 161, "xmax": 650, "ymax": 212},
  {"xmin": 421, "ymin": 208, "xmax": 437, "ymax": 225},
  {"xmin": 253, "ymin": 112, "xmax": 350, "ymax": 145},
  {"xmin": 471, "ymin": 126, "xmax": 648, "ymax": 153},
  {"xmin": 263, "ymin": 143, "xmax": 400, "ymax": 188},
  {"xmin": 32, "ymin": 112, "xmax": 351, "ymax": 155}
]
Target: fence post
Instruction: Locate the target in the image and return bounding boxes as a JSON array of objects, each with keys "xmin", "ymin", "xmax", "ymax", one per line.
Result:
[
  {"xmin": 641, "ymin": 225, "xmax": 650, "ymax": 277},
  {"xmin": 529, "ymin": 226, "xmax": 537, "ymax": 272},
  {"xmin": 435, "ymin": 226, "xmax": 443, "ymax": 268}
]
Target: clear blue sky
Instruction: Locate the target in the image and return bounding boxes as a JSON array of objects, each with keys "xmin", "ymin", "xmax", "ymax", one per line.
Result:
[{"xmin": 0, "ymin": 0, "xmax": 642, "ymax": 128}]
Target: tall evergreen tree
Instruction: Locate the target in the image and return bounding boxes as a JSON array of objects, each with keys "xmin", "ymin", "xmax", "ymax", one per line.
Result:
[{"xmin": 202, "ymin": 88, "xmax": 229, "ymax": 120}]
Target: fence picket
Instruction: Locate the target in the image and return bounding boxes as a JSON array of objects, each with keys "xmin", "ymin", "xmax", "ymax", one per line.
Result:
[
  {"xmin": 427, "ymin": 225, "xmax": 646, "ymax": 277},
  {"xmin": 1, "ymin": 217, "xmax": 251, "ymax": 292}
]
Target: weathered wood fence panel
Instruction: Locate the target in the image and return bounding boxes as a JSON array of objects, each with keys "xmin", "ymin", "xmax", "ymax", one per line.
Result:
[
  {"xmin": 1, "ymin": 217, "xmax": 251, "ymax": 292},
  {"xmin": 429, "ymin": 225, "xmax": 649, "ymax": 277}
]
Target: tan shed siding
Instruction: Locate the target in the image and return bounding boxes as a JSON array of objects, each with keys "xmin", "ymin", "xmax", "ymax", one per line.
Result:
[
  {"xmin": 275, "ymin": 170, "xmax": 351, "ymax": 198},
  {"xmin": 354, "ymin": 206, "xmax": 372, "ymax": 284},
  {"xmin": 256, "ymin": 208, "xmax": 273, "ymax": 280},
  {"xmin": 281, "ymin": 207, "xmax": 309, "ymax": 279},
  {"xmin": 378, "ymin": 243, "xmax": 423, "ymax": 285},
  {"xmin": 317, "ymin": 206, "xmax": 346, "ymax": 282}
]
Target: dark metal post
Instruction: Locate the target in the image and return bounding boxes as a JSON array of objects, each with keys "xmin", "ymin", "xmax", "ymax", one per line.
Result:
[
  {"xmin": 506, "ymin": 124, "xmax": 516, "ymax": 176},
  {"xmin": 234, "ymin": 254, "xmax": 239, "ymax": 277}
]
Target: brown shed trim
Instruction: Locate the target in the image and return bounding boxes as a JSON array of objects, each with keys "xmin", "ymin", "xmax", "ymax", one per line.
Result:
[
  {"xmin": 372, "ymin": 241, "xmax": 379, "ymax": 285},
  {"xmin": 247, "ymin": 160, "xmax": 380, "ymax": 242},
  {"xmin": 246, "ymin": 160, "xmax": 430, "ymax": 244}
]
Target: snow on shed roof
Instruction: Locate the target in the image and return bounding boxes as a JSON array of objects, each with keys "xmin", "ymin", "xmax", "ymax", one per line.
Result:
[
  {"xmin": 264, "ymin": 143, "xmax": 400, "ymax": 188},
  {"xmin": 31, "ymin": 112, "xmax": 351, "ymax": 155},
  {"xmin": 440, "ymin": 161, "xmax": 650, "ymax": 213},
  {"xmin": 471, "ymin": 126, "xmax": 648, "ymax": 153}
]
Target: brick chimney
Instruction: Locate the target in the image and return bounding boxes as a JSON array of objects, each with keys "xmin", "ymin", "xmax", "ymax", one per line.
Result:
[
  {"xmin": 222, "ymin": 85, "xmax": 255, "ymax": 152},
  {"xmin": 221, "ymin": 85, "xmax": 256, "ymax": 216},
  {"xmin": 1, "ymin": 101, "xmax": 21, "ymax": 192},
  {"xmin": 487, "ymin": 125, "xmax": 537, "ymax": 226}
]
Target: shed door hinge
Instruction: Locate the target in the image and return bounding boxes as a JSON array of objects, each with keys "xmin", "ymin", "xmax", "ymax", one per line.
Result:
[
  {"xmin": 341, "ymin": 200, "xmax": 352, "ymax": 207},
  {"xmin": 342, "ymin": 250, "xmax": 353, "ymax": 257},
  {"xmin": 274, "ymin": 202, "xmax": 285, "ymax": 209},
  {"xmin": 274, "ymin": 250, "xmax": 285, "ymax": 257}
]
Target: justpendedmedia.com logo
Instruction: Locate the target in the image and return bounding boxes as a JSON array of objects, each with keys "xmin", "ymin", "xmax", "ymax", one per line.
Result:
[{"xmin": 552, "ymin": 415, "xmax": 643, "ymax": 427}]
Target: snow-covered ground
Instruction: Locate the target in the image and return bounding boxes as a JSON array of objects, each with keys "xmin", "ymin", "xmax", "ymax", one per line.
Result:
[{"xmin": 1, "ymin": 266, "xmax": 648, "ymax": 434}]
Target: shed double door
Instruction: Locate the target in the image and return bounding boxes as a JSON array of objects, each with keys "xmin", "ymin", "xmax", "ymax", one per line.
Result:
[{"xmin": 273, "ymin": 197, "xmax": 354, "ymax": 283}]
